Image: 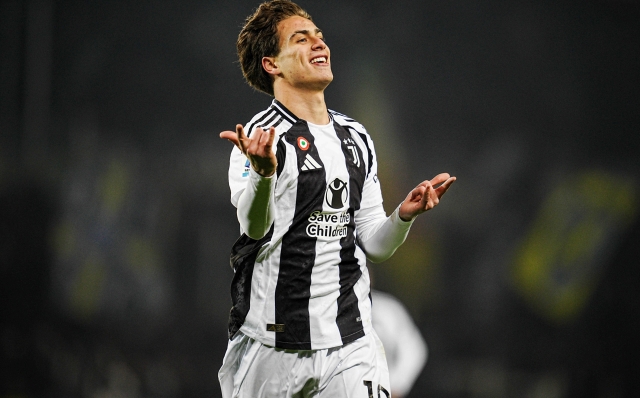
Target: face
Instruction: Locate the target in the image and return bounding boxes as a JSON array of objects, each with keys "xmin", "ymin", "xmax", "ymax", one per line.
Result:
[{"xmin": 265, "ymin": 16, "xmax": 333, "ymax": 92}]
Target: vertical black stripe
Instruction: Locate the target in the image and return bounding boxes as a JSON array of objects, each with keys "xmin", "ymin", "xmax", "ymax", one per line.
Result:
[
  {"xmin": 228, "ymin": 228, "xmax": 273, "ymax": 339},
  {"xmin": 334, "ymin": 123, "xmax": 368, "ymax": 343},
  {"xmin": 275, "ymin": 136, "xmax": 287, "ymax": 178},
  {"xmin": 353, "ymin": 129, "xmax": 374, "ymax": 179},
  {"xmin": 274, "ymin": 121, "xmax": 325, "ymax": 349}
]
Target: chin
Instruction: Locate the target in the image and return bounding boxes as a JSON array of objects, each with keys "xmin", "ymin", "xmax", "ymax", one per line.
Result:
[
  {"xmin": 320, "ymin": 73, "xmax": 334, "ymax": 86},
  {"xmin": 303, "ymin": 77, "xmax": 333, "ymax": 91},
  {"xmin": 318, "ymin": 79, "xmax": 333, "ymax": 91}
]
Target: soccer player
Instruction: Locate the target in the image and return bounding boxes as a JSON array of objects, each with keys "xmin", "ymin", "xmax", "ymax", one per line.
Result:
[
  {"xmin": 371, "ymin": 289, "xmax": 428, "ymax": 398},
  {"xmin": 219, "ymin": 1, "xmax": 456, "ymax": 397}
]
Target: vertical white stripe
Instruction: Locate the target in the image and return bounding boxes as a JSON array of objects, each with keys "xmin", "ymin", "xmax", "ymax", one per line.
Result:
[
  {"xmin": 355, "ymin": 248, "xmax": 373, "ymax": 331},
  {"xmin": 243, "ymin": 140, "xmax": 298, "ymax": 347},
  {"xmin": 243, "ymin": 245, "xmax": 271, "ymax": 344},
  {"xmin": 308, "ymin": 239, "xmax": 341, "ymax": 348},
  {"xmin": 308, "ymin": 122, "xmax": 351, "ymax": 348}
]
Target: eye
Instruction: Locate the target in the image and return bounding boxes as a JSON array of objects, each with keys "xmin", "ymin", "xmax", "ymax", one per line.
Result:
[{"xmin": 297, "ymin": 37, "xmax": 307, "ymax": 43}]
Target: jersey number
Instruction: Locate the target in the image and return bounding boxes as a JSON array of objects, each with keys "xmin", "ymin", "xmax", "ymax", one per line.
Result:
[{"xmin": 363, "ymin": 380, "xmax": 390, "ymax": 398}]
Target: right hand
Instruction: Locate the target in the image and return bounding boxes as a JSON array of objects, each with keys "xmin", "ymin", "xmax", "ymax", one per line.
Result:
[{"xmin": 220, "ymin": 124, "xmax": 277, "ymax": 177}]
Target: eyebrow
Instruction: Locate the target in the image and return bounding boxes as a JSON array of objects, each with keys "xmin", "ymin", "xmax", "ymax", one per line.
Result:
[{"xmin": 289, "ymin": 28, "xmax": 323, "ymax": 41}]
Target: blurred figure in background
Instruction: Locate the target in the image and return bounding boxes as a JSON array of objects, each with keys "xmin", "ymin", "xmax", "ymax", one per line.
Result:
[{"xmin": 371, "ymin": 288, "xmax": 427, "ymax": 398}]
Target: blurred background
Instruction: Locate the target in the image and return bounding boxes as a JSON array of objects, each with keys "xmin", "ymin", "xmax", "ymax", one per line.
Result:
[{"xmin": 1, "ymin": 0, "xmax": 639, "ymax": 397}]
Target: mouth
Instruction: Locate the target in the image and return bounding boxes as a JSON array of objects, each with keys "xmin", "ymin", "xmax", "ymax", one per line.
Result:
[{"xmin": 310, "ymin": 56, "xmax": 328, "ymax": 65}]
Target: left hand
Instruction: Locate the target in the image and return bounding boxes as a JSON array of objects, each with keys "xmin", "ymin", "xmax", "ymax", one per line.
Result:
[{"xmin": 398, "ymin": 173, "xmax": 456, "ymax": 221}]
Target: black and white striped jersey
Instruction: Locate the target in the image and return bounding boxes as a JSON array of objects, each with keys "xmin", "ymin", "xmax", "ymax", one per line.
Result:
[{"xmin": 226, "ymin": 99, "xmax": 384, "ymax": 350}]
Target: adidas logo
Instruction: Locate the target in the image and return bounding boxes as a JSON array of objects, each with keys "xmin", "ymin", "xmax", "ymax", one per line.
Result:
[{"xmin": 301, "ymin": 154, "xmax": 322, "ymax": 171}]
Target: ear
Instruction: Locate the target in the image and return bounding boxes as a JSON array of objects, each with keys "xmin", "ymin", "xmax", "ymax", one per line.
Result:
[{"xmin": 262, "ymin": 56, "xmax": 280, "ymax": 76}]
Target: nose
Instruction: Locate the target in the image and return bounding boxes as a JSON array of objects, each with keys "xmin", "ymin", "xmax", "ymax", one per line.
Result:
[{"xmin": 311, "ymin": 37, "xmax": 326, "ymax": 51}]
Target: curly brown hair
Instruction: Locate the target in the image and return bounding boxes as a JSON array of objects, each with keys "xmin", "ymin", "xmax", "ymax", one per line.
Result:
[{"xmin": 237, "ymin": 0, "xmax": 312, "ymax": 96}]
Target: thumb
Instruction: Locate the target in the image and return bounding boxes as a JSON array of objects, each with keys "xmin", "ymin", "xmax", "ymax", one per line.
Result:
[{"xmin": 220, "ymin": 130, "xmax": 240, "ymax": 147}]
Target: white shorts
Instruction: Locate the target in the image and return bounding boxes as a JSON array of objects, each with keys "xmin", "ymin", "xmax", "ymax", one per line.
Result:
[{"xmin": 218, "ymin": 331, "xmax": 391, "ymax": 398}]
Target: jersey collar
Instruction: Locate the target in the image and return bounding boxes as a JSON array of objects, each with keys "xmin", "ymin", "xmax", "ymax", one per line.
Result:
[
  {"xmin": 272, "ymin": 99, "xmax": 299, "ymax": 124},
  {"xmin": 272, "ymin": 99, "xmax": 333, "ymax": 124}
]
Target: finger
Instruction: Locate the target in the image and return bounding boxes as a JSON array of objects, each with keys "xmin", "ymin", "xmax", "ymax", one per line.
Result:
[
  {"xmin": 423, "ymin": 183, "xmax": 437, "ymax": 208},
  {"xmin": 236, "ymin": 124, "xmax": 247, "ymax": 139},
  {"xmin": 236, "ymin": 124, "xmax": 249, "ymax": 152},
  {"xmin": 256, "ymin": 126, "xmax": 272, "ymax": 147},
  {"xmin": 435, "ymin": 176, "xmax": 456, "ymax": 198},
  {"xmin": 430, "ymin": 173, "xmax": 451, "ymax": 188},
  {"xmin": 220, "ymin": 130, "xmax": 240, "ymax": 147},
  {"xmin": 414, "ymin": 183, "xmax": 430, "ymax": 208},
  {"xmin": 266, "ymin": 126, "xmax": 276, "ymax": 147},
  {"xmin": 410, "ymin": 180, "xmax": 429, "ymax": 194},
  {"xmin": 409, "ymin": 185, "xmax": 426, "ymax": 203}
]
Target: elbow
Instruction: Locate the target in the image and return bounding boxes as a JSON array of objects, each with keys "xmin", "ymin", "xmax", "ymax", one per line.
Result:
[
  {"xmin": 246, "ymin": 231, "xmax": 266, "ymax": 240},
  {"xmin": 365, "ymin": 249, "xmax": 398, "ymax": 264},
  {"xmin": 242, "ymin": 223, "xmax": 270, "ymax": 240},
  {"xmin": 360, "ymin": 237, "xmax": 397, "ymax": 263}
]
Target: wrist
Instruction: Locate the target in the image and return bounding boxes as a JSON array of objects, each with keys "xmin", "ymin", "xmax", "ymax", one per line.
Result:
[
  {"xmin": 396, "ymin": 204, "xmax": 415, "ymax": 223},
  {"xmin": 250, "ymin": 160, "xmax": 276, "ymax": 178},
  {"xmin": 257, "ymin": 169, "xmax": 275, "ymax": 177},
  {"xmin": 250, "ymin": 167, "xmax": 275, "ymax": 180}
]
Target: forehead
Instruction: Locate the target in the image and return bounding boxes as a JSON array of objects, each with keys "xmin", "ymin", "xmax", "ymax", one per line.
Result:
[{"xmin": 277, "ymin": 15, "xmax": 319, "ymax": 44}]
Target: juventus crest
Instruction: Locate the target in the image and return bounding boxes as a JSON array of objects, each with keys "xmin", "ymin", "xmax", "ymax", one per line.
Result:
[{"xmin": 343, "ymin": 137, "xmax": 360, "ymax": 167}]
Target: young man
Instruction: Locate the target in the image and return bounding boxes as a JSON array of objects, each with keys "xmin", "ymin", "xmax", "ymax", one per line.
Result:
[{"xmin": 219, "ymin": 1, "xmax": 456, "ymax": 397}]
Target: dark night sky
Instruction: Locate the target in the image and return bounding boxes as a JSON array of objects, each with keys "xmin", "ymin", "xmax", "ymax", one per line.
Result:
[{"xmin": 1, "ymin": 1, "xmax": 639, "ymax": 397}]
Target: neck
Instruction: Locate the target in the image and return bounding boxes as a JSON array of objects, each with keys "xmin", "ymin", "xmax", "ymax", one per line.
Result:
[{"xmin": 273, "ymin": 85, "xmax": 329, "ymax": 125}]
